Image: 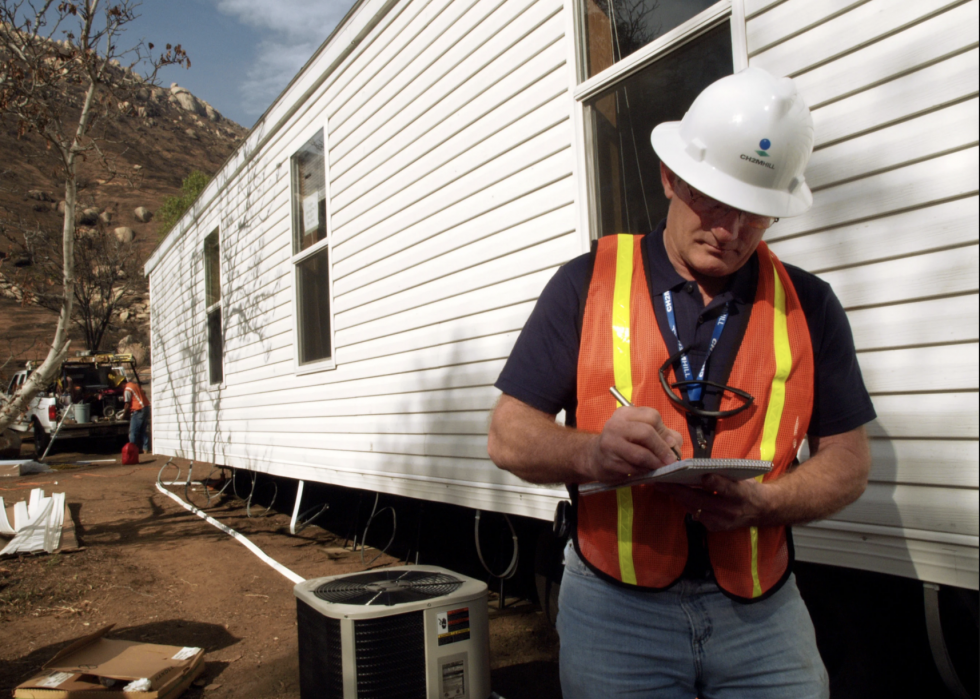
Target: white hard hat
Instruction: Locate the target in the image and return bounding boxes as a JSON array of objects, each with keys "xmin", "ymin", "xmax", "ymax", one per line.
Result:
[{"xmin": 651, "ymin": 67, "xmax": 814, "ymax": 218}]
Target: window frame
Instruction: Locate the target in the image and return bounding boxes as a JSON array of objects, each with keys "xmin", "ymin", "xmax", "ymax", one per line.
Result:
[
  {"xmin": 203, "ymin": 228, "xmax": 224, "ymax": 387},
  {"xmin": 570, "ymin": 0, "xmax": 749, "ymax": 243},
  {"xmin": 288, "ymin": 124, "xmax": 337, "ymax": 375}
]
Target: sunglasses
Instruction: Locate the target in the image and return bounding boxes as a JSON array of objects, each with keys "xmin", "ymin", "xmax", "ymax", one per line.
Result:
[
  {"xmin": 673, "ymin": 177, "xmax": 778, "ymax": 231},
  {"xmin": 658, "ymin": 346, "xmax": 754, "ymax": 419}
]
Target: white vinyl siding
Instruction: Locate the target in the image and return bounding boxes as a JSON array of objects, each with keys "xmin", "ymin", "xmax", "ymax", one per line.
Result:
[
  {"xmin": 755, "ymin": 0, "xmax": 979, "ymax": 589},
  {"xmin": 147, "ymin": 0, "xmax": 577, "ymax": 521}
]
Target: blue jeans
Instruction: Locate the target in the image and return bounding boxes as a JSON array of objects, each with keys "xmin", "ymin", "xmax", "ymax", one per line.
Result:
[
  {"xmin": 129, "ymin": 407, "xmax": 151, "ymax": 452},
  {"xmin": 557, "ymin": 545, "xmax": 828, "ymax": 699}
]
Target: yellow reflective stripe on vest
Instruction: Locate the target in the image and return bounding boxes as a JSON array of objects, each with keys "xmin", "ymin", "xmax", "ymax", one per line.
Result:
[
  {"xmin": 750, "ymin": 261, "xmax": 793, "ymax": 597},
  {"xmin": 612, "ymin": 235, "xmax": 634, "ymax": 404},
  {"xmin": 611, "ymin": 235, "xmax": 637, "ymax": 585},
  {"xmin": 760, "ymin": 262, "xmax": 792, "ymax": 463}
]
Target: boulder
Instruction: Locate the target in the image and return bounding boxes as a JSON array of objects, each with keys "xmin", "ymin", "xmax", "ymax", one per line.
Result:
[
  {"xmin": 204, "ymin": 103, "xmax": 222, "ymax": 123},
  {"xmin": 134, "ymin": 206, "xmax": 152, "ymax": 222},
  {"xmin": 58, "ymin": 200, "xmax": 66, "ymax": 214},
  {"xmin": 184, "ymin": 128, "xmax": 198, "ymax": 140},
  {"xmin": 172, "ymin": 89, "xmax": 207, "ymax": 117},
  {"xmin": 100, "ymin": 210, "xmax": 113, "ymax": 224},
  {"xmin": 27, "ymin": 190, "xmax": 54, "ymax": 202},
  {"xmin": 114, "ymin": 226, "xmax": 135, "ymax": 243}
]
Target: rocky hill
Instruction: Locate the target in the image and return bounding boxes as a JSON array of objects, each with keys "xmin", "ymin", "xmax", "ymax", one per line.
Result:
[{"xmin": 0, "ymin": 77, "xmax": 247, "ymax": 383}]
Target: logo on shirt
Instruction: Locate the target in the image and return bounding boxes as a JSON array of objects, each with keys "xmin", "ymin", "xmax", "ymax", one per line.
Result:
[{"xmin": 756, "ymin": 138, "xmax": 771, "ymax": 157}]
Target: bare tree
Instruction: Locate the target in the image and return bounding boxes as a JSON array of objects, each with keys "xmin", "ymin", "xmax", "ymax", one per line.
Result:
[
  {"xmin": 0, "ymin": 0, "xmax": 188, "ymax": 432},
  {"xmin": 12, "ymin": 220, "xmax": 145, "ymax": 352}
]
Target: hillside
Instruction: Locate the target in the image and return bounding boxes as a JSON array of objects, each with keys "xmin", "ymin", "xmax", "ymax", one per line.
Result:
[{"xmin": 0, "ymin": 78, "xmax": 247, "ymax": 383}]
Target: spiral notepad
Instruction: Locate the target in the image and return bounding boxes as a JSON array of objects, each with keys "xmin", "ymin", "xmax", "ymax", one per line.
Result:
[{"xmin": 578, "ymin": 459, "xmax": 772, "ymax": 495}]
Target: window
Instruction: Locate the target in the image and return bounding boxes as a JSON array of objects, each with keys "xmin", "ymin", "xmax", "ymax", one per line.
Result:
[
  {"xmin": 204, "ymin": 230, "xmax": 223, "ymax": 385},
  {"xmin": 291, "ymin": 129, "xmax": 333, "ymax": 366},
  {"xmin": 579, "ymin": 2, "xmax": 736, "ymax": 238},
  {"xmin": 581, "ymin": 0, "xmax": 720, "ymax": 79}
]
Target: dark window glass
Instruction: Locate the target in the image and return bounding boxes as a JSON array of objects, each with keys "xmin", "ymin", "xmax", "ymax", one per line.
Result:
[
  {"xmin": 582, "ymin": 0, "xmax": 720, "ymax": 79},
  {"xmin": 587, "ymin": 22, "xmax": 732, "ymax": 237},
  {"xmin": 204, "ymin": 230, "xmax": 223, "ymax": 384},
  {"xmin": 208, "ymin": 308, "xmax": 223, "ymax": 385},
  {"xmin": 297, "ymin": 247, "xmax": 332, "ymax": 364},
  {"xmin": 204, "ymin": 231, "xmax": 221, "ymax": 307},
  {"xmin": 292, "ymin": 131, "xmax": 327, "ymax": 253}
]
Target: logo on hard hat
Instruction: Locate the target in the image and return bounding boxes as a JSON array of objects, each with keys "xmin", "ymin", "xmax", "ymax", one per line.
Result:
[{"xmin": 741, "ymin": 138, "xmax": 776, "ymax": 169}]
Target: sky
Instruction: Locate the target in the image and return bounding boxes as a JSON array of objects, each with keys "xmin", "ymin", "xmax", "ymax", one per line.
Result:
[{"xmin": 132, "ymin": 0, "xmax": 356, "ymax": 128}]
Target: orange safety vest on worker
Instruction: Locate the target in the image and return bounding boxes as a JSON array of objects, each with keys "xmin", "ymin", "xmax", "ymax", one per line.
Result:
[
  {"xmin": 574, "ymin": 234, "xmax": 814, "ymax": 602},
  {"xmin": 124, "ymin": 381, "xmax": 149, "ymax": 412}
]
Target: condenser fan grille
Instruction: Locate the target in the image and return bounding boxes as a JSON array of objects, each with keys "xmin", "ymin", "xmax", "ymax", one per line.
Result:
[{"xmin": 314, "ymin": 569, "xmax": 463, "ymax": 606}]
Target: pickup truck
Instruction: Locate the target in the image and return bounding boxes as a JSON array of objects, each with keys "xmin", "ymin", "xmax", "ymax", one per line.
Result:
[{"xmin": 2, "ymin": 353, "xmax": 141, "ymax": 455}]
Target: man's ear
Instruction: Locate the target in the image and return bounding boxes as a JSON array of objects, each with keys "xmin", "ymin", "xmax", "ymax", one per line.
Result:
[{"xmin": 660, "ymin": 162, "xmax": 676, "ymax": 200}]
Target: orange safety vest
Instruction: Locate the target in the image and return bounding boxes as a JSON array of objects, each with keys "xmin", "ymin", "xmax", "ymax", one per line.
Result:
[
  {"xmin": 124, "ymin": 381, "xmax": 148, "ymax": 411},
  {"xmin": 575, "ymin": 234, "xmax": 814, "ymax": 601}
]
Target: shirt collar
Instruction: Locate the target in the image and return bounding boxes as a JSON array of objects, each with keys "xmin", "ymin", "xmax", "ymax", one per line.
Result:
[{"xmin": 643, "ymin": 221, "xmax": 758, "ymax": 312}]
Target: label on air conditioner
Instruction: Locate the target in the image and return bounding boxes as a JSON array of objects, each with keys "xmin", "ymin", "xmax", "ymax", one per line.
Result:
[
  {"xmin": 439, "ymin": 653, "xmax": 468, "ymax": 699},
  {"xmin": 436, "ymin": 607, "xmax": 471, "ymax": 646}
]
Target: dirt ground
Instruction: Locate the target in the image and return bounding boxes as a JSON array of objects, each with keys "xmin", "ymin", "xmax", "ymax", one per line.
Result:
[{"xmin": 0, "ymin": 443, "xmax": 561, "ymax": 699}]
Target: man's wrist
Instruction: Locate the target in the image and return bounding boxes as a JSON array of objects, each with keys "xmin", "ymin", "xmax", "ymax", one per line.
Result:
[{"xmin": 568, "ymin": 432, "xmax": 598, "ymax": 484}]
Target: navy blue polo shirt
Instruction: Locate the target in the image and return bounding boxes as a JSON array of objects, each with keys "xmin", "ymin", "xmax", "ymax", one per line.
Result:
[{"xmin": 495, "ymin": 221, "xmax": 876, "ymax": 441}]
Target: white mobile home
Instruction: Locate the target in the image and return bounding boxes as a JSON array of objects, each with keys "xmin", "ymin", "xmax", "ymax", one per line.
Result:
[{"xmin": 146, "ymin": 0, "xmax": 978, "ymax": 686}]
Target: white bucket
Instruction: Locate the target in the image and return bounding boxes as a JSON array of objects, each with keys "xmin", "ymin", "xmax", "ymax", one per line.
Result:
[{"xmin": 73, "ymin": 403, "xmax": 91, "ymax": 424}]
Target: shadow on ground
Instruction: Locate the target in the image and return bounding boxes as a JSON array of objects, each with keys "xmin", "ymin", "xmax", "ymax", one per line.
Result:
[{"xmin": 492, "ymin": 660, "xmax": 562, "ymax": 698}]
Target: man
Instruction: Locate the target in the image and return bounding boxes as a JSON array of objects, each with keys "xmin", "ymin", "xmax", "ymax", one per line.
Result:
[
  {"xmin": 487, "ymin": 67, "xmax": 875, "ymax": 698},
  {"xmin": 123, "ymin": 374, "xmax": 151, "ymax": 454}
]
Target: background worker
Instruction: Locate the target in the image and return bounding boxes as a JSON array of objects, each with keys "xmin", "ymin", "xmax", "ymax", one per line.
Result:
[
  {"xmin": 123, "ymin": 374, "xmax": 151, "ymax": 454},
  {"xmin": 487, "ymin": 67, "xmax": 875, "ymax": 698}
]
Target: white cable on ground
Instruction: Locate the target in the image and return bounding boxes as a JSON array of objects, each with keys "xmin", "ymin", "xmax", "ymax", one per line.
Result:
[{"xmin": 155, "ymin": 481, "xmax": 305, "ymax": 585}]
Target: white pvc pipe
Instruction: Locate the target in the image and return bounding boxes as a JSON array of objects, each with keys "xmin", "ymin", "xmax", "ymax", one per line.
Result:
[
  {"xmin": 290, "ymin": 480, "xmax": 305, "ymax": 536},
  {"xmin": 155, "ymin": 482, "xmax": 305, "ymax": 585}
]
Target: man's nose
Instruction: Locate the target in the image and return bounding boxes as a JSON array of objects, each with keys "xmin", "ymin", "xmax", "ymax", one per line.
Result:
[{"xmin": 707, "ymin": 207, "xmax": 742, "ymax": 241}]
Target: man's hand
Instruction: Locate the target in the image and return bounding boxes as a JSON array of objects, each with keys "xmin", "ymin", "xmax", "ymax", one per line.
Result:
[
  {"xmin": 584, "ymin": 406, "xmax": 683, "ymax": 483},
  {"xmin": 656, "ymin": 426, "xmax": 871, "ymax": 530},
  {"xmin": 488, "ymin": 395, "xmax": 682, "ymax": 485},
  {"xmin": 655, "ymin": 475, "xmax": 772, "ymax": 531}
]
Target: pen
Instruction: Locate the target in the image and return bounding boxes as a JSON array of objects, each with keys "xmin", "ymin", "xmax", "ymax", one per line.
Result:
[{"xmin": 609, "ymin": 386, "xmax": 683, "ymax": 461}]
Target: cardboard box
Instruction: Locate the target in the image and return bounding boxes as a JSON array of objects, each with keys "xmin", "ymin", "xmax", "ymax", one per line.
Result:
[{"xmin": 14, "ymin": 625, "xmax": 205, "ymax": 699}]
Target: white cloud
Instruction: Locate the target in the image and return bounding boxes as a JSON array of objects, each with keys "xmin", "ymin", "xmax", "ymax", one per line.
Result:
[{"xmin": 215, "ymin": 0, "xmax": 352, "ymax": 119}]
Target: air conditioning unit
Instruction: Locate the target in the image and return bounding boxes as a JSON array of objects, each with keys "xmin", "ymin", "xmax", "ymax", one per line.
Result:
[{"xmin": 294, "ymin": 565, "xmax": 491, "ymax": 699}]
